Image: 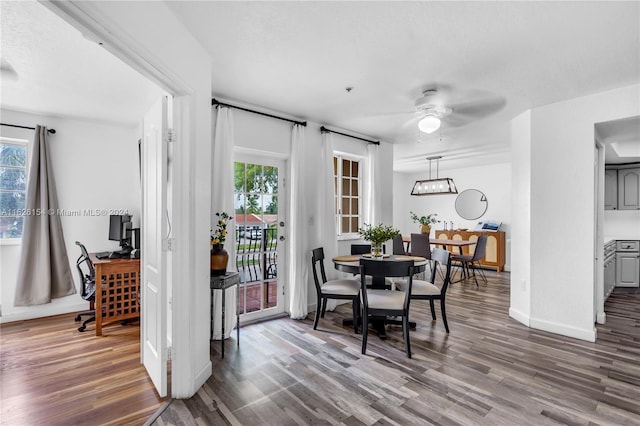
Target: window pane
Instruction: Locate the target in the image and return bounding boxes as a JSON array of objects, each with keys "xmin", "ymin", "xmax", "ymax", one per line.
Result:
[
  {"xmin": 351, "ymin": 217, "xmax": 358, "ymax": 233},
  {"xmin": 265, "ymin": 195, "xmax": 278, "ymax": 214},
  {"xmin": 0, "ymin": 191, "xmax": 26, "ymax": 211},
  {"xmin": 341, "ymin": 217, "xmax": 350, "ymax": 232},
  {"xmin": 0, "ymin": 144, "xmax": 26, "ymax": 167},
  {"xmin": 341, "ymin": 197, "xmax": 350, "ymax": 215},
  {"xmin": 351, "ymin": 179, "xmax": 358, "ymax": 196},
  {"xmin": 245, "ymin": 194, "xmax": 263, "ymax": 214},
  {"xmin": 0, "ymin": 167, "xmax": 26, "ymax": 191},
  {"xmin": 263, "ymin": 165, "xmax": 278, "ymax": 194},
  {"xmin": 342, "ymin": 159, "xmax": 351, "ymax": 177},
  {"xmin": 342, "ymin": 178, "xmax": 350, "ymax": 196},
  {"xmin": 234, "ymin": 162, "xmax": 246, "ymax": 191},
  {"xmin": 333, "ymin": 156, "xmax": 337, "ymax": 174},
  {"xmin": 352, "ymin": 161, "xmax": 358, "ymax": 176},
  {"xmin": 351, "ymin": 198, "xmax": 358, "ymax": 214},
  {"xmin": 0, "ymin": 216, "xmax": 23, "ymax": 239},
  {"xmin": 235, "ymin": 193, "xmax": 247, "ymax": 213},
  {"xmin": 246, "ymin": 163, "xmax": 263, "ymax": 193}
]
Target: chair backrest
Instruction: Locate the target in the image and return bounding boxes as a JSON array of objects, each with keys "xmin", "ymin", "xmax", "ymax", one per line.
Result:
[
  {"xmin": 350, "ymin": 244, "xmax": 371, "ymax": 255},
  {"xmin": 311, "ymin": 247, "xmax": 328, "ymax": 293},
  {"xmin": 471, "ymin": 235, "xmax": 488, "ymax": 261},
  {"xmin": 392, "ymin": 235, "xmax": 406, "ymax": 255},
  {"xmin": 430, "ymin": 248, "xmax": 452, "ymax": 295},
  {"xmin": 410, "ymin": 233, "xmax": 431, "ymax": 259},
  {"xmin": 359, "ymin": 259, "xmax": 415, "ymax": 309},
  {"xmin": 75, "ymin": 241, "xmax": 95, "ymax": 301}
]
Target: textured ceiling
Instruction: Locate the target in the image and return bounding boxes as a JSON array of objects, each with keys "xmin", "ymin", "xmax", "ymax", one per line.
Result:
[{"xmin": 1, "ymin": 1, "xmax": 638, "ymax": 171}]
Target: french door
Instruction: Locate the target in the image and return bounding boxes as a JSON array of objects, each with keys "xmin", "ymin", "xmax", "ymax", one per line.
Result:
[{"xmin": 234, "ymin": 154, "xmax": 286, "ymax": 322}]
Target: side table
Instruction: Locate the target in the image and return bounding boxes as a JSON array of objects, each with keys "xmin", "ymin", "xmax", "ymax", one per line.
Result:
[{"xmin": 210, "ymin": 271, "xmax": 240, "ymax": 358}]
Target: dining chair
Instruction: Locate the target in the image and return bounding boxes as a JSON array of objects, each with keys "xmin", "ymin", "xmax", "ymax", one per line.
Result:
[
  {"xmin": 451, "ymin": 235, "xmax": 488, "ymax": 287},
  {"xmin": 395, "ymin": 248, "xmax": 453, "ymax": 333},
  {"xmin": 359, "ymin": 258, "xmax": 416, "ymax": 358},
  {"xmin": 392, "ymin": 235, "xmax": 406, "ymax": 255},
  {"xmin": 311, "ymin": 247, "xmax": 360, "ymax": 333},
  {"xmin": 409, "ymin": 233, "xmax": 431, "ymax": 258}
]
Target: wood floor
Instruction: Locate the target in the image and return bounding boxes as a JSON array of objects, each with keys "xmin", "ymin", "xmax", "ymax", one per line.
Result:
[
  {"xmin": 155, "ymin": 271, "xmax": 640, "ymax": 426},
  {"xmin": 0, "ymin": 315, "xmax": 164, "ymax": 426}
]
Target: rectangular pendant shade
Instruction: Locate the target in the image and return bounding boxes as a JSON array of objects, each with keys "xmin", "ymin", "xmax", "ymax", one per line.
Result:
[{"xmin": 411, "ymin": 178, "xmax": 458, "ymax": 195}]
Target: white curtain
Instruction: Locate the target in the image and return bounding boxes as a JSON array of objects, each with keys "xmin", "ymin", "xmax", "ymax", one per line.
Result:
[
  {"xmin": 365, "ymin": 143, "xmax": 381, "ymax": 226},
  {"xmin": 211, "ymin": 107, "xmax": 237, "ymax": 339},
  {"xmin": 14, "ymin": 125, "xmax": 75, "ymax": 306},
  {"xmin": 288, "ymin": 124, "xmax": 308, "ymax": 319},
  {"xmin": 319, "ymin": 132, "xmax": 339, "ymax": 311}
]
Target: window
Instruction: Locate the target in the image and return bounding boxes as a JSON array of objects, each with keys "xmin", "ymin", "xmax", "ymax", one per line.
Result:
[
  {"xmin": 0, "ymin": 138, "xmax": 28, "ymax": 240},
  {"xmin": 334, "ymin": 154, "xmax": 360, "ymax": 236}
]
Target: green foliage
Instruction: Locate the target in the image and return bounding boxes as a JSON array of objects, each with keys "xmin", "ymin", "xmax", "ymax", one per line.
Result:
[
  {"xmin": 410, "ymin": 211, "xmax": 440, "ymax": 225},
  {"xmin": 358, "ymin": 223, "xmax": 400, "ymax": 245},
  {"xmin": 234, "ymin": 162, "xmax": 278, "ymax": 214}
]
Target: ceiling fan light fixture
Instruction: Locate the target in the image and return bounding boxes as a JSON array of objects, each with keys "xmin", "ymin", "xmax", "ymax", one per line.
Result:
[{"xmin": 418, "ymin": 115, "xmax": 441, "ymax": 134}]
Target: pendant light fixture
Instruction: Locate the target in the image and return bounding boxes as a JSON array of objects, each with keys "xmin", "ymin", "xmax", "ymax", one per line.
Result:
[{"xmin": 411, "ymin": 156, "xmax": 458, "ymax": 195}]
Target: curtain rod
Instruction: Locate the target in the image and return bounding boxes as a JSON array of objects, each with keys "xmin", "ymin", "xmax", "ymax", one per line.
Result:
[
  {"xmin": 1, "ymin": 123, "xmax": 56, "ymax": 134},
  {"xmin": 212, "ymin": 98, "xmax": 307, "ymax": 127},
  {"xmin": 320, "ymin": 126, "xmax": 380, "ymax": 145}
]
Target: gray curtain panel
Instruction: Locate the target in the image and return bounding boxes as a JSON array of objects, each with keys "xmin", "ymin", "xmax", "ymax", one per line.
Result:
[{"xmin": 14, "ymin": 125, "xmax": 75, "ymax": 306}]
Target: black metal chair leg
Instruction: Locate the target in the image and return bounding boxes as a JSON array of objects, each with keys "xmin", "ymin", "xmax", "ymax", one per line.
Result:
[
  {"xmin": 403, "ymin": 314, "xmax": 411, "ymax": 358},
  {"xmin": 440, "ymin": 299, "xmax": 449, "ymax": 333},
  {"xmin": 320, "ymin": 298, "xmax": 327, "ymax": 318},
  {"xmin": 429, "ymin": 299, "xmax": 436, "ymax": 320},
  {"xmin": 313, "ymin": 297, "xmax": 322, "ymax": 330},
  {"xmin": 361, "ymin": 313, "xmax": 369, "ymax": 354}
]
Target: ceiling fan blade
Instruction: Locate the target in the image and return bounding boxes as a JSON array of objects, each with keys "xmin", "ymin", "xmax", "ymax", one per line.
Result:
[{"xmin": 444, "ymin": 95, "xmax": 507, "ymax": 127}]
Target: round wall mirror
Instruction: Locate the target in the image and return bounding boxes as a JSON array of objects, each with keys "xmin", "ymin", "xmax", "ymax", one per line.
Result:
[{"xmin": 455, "ymin": 189, "xmax": 488, "ymax": 220}]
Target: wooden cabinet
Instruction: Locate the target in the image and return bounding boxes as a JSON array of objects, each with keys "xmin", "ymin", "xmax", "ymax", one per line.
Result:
[
  {"xmin": 618, "ymin": 167, "xmax": 640, "ymax": 210},
  {"xmin": 434, "ymin": 229, "xmax": 506, "ymax": 272},
  {"xmin": 604, "ymin": 169, "xmax": 618, "ymax": 210}
]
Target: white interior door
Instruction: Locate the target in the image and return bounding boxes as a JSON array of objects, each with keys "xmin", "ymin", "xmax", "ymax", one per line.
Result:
[{"xmin": 141, "ymin": 96, "xmax": 168, "ymax": 396}]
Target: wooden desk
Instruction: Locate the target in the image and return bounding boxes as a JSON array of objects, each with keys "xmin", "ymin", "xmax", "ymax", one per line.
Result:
[
  {"xmin": 210, "ymin": 272, "xmax": 240, "ymax": 359},
  {"xmin": 89, "ymin": 254, "xmax": 140, "ymax": 336}
]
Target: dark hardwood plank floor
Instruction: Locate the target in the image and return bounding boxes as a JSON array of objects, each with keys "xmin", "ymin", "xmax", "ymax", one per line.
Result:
[
  {"xmin": 0, "ymin": 315, "xmax": 164, "ymax": 426},
  {"xmin": 155, "ymin": 271, "xmax": 640, "ymax": 426}
]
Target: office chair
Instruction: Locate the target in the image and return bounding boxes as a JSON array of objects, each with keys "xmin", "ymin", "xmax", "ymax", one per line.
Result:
[{"xmin": 74, "ymin": 241, "xmax": 96, "ymax": 332}]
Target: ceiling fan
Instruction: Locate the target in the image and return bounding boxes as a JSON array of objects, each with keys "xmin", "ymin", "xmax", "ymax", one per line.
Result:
[{"xmin": 393, "ymin": 86, "xmax": 507, "ymax": 135}]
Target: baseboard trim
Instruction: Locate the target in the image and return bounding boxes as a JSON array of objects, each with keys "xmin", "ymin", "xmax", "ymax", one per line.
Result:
[
  {"xmin": 529, "ymin": 317, "xmax": 597, "ymax": 342},
  {"xmin": 0, "ymin": 302, "xmax": 88, "ymax": 324},
  {"xmin": 508, "ymin": 307, "xmax": 530, "ymax": 326}
]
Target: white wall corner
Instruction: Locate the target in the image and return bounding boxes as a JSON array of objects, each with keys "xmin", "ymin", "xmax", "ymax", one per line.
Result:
[
  {"xmin": 529, "ymin": 316, "xmax": 597, "ymax": 342},
  {"xmin": 508, "ymin": 307, "xmax": 530, "ymax": 327}
]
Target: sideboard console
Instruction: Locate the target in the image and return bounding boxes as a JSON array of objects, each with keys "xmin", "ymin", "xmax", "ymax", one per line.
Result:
[{"xmin": 434, "ymin": 230, "xmax": 506, "ymax": 272}]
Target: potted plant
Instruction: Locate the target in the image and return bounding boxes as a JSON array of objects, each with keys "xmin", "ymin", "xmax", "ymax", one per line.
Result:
[
  {"xmin": 410, "ymin": 211, "xmax": 440, "ymax": 235},
  {"xmin": 211, "ymin": 212, "xmax": 232, "ymax": 276},
  {"xmin": 358, "ymin": 223, "xmax": 401, "ymax": 258}
]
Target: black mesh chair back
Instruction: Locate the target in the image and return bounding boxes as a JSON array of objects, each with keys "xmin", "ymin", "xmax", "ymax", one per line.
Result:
[{"xmin": 74, "ymin": 241, "xmax": 96, "ymax": 331}]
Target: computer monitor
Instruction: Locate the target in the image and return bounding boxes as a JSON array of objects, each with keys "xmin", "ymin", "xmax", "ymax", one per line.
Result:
[{"xmin": 108, "ymin": 214, "xmax": 132, "ymax": 251}]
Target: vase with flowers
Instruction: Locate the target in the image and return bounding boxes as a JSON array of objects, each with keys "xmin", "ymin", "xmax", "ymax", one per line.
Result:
[
  {"xmin": 410, "ymin": 211, "xmax": 440, "ymax": 235},
  {"xmin": 358, "ymin": 223, "xmax": 401, "ymax": 259},
  {"xmin": 211, "ymin": 211, "xmax": 232, "ymax": 276}
]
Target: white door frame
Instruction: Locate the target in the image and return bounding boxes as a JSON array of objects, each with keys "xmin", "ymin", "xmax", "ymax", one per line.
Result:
[{"xmin": 43, "ymin": 1, "xmax": 212, "ymax": 398}]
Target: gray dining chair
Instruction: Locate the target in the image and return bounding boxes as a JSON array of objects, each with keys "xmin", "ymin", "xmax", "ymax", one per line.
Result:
[
  {"xmin": 451, "ymin": 235, "xmax": 488, "ymax": 287},
  {"xmin": 392, "ymin": 235, "xmax": 406, "ymax": 255}
]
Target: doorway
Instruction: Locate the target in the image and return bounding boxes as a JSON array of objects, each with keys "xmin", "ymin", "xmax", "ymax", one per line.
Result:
[{"xmin": 234, "ymin": 154, "xmax": 286, "ymax": 322}]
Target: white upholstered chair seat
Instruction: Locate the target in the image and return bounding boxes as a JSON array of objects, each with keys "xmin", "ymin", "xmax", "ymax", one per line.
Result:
[
  {"xmin": 321, "ymin": 279, "xmax": 360, "ymax": 295},
  {"xmin": 395, "ymin": 279, "xmax": 440, "ymax": 295},
  {"xmin": 365, "ymin": 289, "xmax": 406, "ymax": 310}
]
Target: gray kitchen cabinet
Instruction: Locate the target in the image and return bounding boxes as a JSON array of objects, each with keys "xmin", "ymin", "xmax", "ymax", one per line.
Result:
[
  {"xmin": 617, "ymin": 167, "xmax": 640, "ymax": 210},
  {"xmin": 615, "ymin": 240, "xmax": 640, "ymax": 287},
  {"xmin": 604, "ymin": 169, "xmax": 618, "ymax": 210},
  {"xmin": 603, "ymin": 240, "xmax": 617, "ymax": 300}
]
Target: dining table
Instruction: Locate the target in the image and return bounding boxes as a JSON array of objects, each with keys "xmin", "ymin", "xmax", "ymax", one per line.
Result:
[
  {"xmin": 332, "ymin": 254, "xmax": 428, "ymax": 338},
  {"xmin": 402, "ymin": 235, "xmax": 476, "ymax": 255}
]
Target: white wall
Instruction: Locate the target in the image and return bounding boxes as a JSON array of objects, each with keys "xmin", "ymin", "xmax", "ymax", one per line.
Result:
[
  {"xmin": 393, "ymin": 162, "xmax": 512, "ymax": 270},
  {"xmin": 604, "ymin": 210, "xmax": 640, "ymax": 240},
  {"xmin": 511, "ymin": 83, "xmax": 640, "ymax": 342},
  {"xmin": 230, "ymin": 107, "xmax": 394, "ymax": 312},
  {"xmin": 0, "ymin": 109, "xmax": 141, "ymax": 322}
]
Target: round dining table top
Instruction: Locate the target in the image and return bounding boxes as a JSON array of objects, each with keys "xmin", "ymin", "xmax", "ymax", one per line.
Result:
[{"xmin": 332, "ymin": 254, "xmax": 428, "ymax": 274}]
